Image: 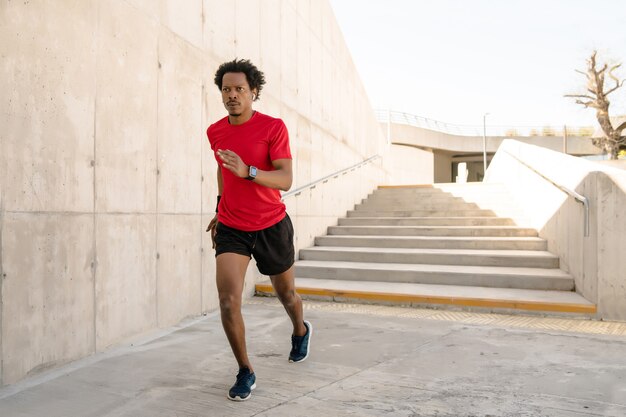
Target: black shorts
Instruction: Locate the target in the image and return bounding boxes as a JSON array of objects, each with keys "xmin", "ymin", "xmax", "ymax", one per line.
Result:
[{"xmin": 214, "ymin": 214, "xmax": 295, "ymax": 276}]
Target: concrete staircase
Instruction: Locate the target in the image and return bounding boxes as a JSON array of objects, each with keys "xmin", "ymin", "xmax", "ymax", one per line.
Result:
[{"xmin": 256, "ymin": 183, "xmax": 596, "ymax": 316}]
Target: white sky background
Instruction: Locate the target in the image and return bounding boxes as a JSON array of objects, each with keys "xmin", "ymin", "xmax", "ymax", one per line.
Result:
[{"xmin": 328, "ymin": 0, "xmax": 626, "ymax": 128}]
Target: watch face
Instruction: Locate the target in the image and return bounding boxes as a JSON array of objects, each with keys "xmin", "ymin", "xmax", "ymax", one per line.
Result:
[{"xmin": 250, "ymin": 166, "xmax": 257, "ymax": 177}]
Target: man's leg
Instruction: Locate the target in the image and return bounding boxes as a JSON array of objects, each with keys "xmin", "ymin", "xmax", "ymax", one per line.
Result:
[
  {"xmin": 217, "ymin": 252, "xmax": 253, "ymax": 371},
  {"xmin": 270, "ymin": 266, "xmax": 307, "ymax": 337}
]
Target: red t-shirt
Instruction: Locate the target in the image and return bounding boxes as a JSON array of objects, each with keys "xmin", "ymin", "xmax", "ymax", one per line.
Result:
[{"xmin": 207, "ymin": 111, "xmax": 292, "ymax": 231}]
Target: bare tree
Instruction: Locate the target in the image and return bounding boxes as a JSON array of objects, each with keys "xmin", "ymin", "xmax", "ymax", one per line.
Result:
[{"xmin": 565, "ymin": 51, "xmax": 626, "ymax": 159}]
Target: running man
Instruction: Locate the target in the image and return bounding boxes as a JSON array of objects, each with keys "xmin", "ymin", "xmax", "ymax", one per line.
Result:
[{"xmin": 206, "ymin": 59, "xmax": 312, "ymax": 402}]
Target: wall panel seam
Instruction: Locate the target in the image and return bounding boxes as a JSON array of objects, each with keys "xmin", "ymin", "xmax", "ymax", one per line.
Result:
[
  {"xmin": 0, "ymin": 192, "xmax": 5, "ymax": 386},
  {"xmin": 92, "ymin": 0, "xmax": 100, "ymax": 356},
  {"xmin": 155, "ymin": 31, "xmax": 161, "ymax": 328}
]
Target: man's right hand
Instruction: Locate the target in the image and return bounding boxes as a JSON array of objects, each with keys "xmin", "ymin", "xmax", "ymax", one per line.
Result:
[{"xmin": 206, "ymin": 215, "xmax": 219, "ymax": 249}]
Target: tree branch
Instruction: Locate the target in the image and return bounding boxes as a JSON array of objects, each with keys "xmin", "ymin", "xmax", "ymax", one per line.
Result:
[
  {"xmin": 604, "ymin": 64, "xmax": 625, "ymax": 96},
  {"xmin": 608, "ymin": 63, "xmax": 622, "ymax": 81},
  {"xmin": 605, "ymin": 81, "xmax": 624, "ymax": 96},
  {"xmin": 615, "ymin": 121, "xmax": 626, "ymax": 135},
  {"xmin": 575, "ymin": 99, "xmax": 597, "ymax": 108},
  {"xmin": 589, "ymin": 50, "xmax": 597, "ymax": 67},
  {"xmin": 575, "ymin": 69, "xmax": 590, "ymax": 79},
  {"xmin": 564, "ymin": 93, "xmax": 595, "ymax": 100}
]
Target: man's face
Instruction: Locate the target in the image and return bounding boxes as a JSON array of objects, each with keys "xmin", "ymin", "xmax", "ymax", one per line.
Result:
[{"xmin": 221, "ymin": 72, "xmax": 256, "ymax": 117}]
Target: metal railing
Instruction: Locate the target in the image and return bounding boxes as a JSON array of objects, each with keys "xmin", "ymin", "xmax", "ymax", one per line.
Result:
[
  {"xmin": 281, "ymin": 155, "xmax": 382, "ymax": 200},
  {"xmin": 375, "ymin": 109, "xmax": 595, "ymax": 138},
  {"xmin": 503, "ymin": 151, "xmax": 589, "ymax": 237}
]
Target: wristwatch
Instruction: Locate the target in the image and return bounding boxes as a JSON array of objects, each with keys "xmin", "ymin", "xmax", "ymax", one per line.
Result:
[{"xmin": 246, "ymin": 165, "xmax": 257, "ymax": 180}]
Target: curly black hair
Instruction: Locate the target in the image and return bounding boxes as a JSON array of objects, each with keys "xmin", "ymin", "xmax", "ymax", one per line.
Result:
[{"xmin": 214, "ymin": 58, "xmax": 266, "ymax": 101}]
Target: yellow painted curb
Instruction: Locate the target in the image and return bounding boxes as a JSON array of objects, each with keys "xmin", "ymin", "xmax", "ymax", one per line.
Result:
[{"xmin": 255, "ymin": 284, "xmax": 597, "ymax": 315}]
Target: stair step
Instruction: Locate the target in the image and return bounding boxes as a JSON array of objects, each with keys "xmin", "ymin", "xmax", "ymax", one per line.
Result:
[
  {"xmin": 373, "ymin": 190, "xmax": 511, "ymax": 197},
  {"xmin": 294, "ymin": 260, "xmax": 573, "ymax": 291},
  {"xmin": 371, "ymin": 188, "xmax": 510, "ymax": 195},
  {"xmin": 357, "ymin": 200, "xmax": 521, "ymax": 209},
  {"xmin": 374, "ymin": 182, "xmax": 508, "ymax": 193},
  {"xmin": 347, "ymin": 209, "xmax": 498, "ymax": 217},
  {"xmin": 315, "ymin": 235, "xmax": 547, "ymax": 250},
  {"xmin": 339, "ymin": 217, "xmax": 516, "ymax": 226},
  {"xmin": 363, "ymin": 195, "xmax": 471, "ymax": 203},
  {"xmin": 299, "ymin": 247, "xmax": 559, "ymax": 268},
  {"xmin": 255, "ymin": 278, "xmax": 596, "ymax": 316},
  {"xmin": 285, "ymin": 182, "xmax": 593, "ymax": 318},
  {"xmin": 328, "ymin": 225, "xmax": 538, "ymax": 237},
  {"xmin": 355, "ymin": 202, "xmax": 489, "ymax": 210}
]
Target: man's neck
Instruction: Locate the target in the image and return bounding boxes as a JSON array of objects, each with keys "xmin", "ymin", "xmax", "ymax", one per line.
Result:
[{"xmin": 228, "ymin": 109, "xmax": 255, "ymax": 125}]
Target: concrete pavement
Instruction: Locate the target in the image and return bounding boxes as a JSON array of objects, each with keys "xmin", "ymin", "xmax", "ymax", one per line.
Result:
[{"xmin": 1, "ymin": 298, "xmax": 625, "ymax": 417}]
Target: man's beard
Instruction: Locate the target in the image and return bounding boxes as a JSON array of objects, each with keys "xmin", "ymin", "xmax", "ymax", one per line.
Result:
[{"xmin": 228, "ymin": 112, "xmax": 242, "ymax": 117}]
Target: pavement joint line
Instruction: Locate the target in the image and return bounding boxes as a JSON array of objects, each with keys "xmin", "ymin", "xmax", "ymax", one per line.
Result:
[{"xmin": 248, "ymin": 297, "xmax": 626, "ymax": 337}]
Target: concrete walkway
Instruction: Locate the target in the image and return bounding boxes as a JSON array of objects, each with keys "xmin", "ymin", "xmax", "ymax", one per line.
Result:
[{"xmin": 1, "ymin": 298, "xmax": 626, "ymax": 417}]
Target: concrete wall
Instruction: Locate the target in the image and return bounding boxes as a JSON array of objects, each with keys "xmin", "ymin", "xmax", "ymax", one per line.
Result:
[
  {"xmin": 386, "ymin": 144, "xmax": 434, "ymax": 185},
  {"xmin": 434, "ymin": 152, "xmax": 452, "ymax": 183},
  {"xmin": 485, "ymin": 140, "xmax": 626, "ymax": 320},
  {"xmin": 0, "ymin": 0, "xmax": 388, "ymax": 385}
]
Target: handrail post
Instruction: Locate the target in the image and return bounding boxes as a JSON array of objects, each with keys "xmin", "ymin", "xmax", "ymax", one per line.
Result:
[
  {"xmin": 582, "ymin": 198, "xmax": 589, "ymax": 237},
  {"xmin": 387, "ymin": 108, "xmax": 391, "ymax": 145},
  {"xmin": 482, "ymin": 113, "xmax": 489, "ymax": 174}
]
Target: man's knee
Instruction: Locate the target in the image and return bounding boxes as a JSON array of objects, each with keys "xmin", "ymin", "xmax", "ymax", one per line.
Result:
[
  {"xmin": 276, "ymin": 288, "xmax": 298, "ymax": 305},
  {"xmin": 219, "ymin": 293, "xmax": 241, "ymax": 315}
]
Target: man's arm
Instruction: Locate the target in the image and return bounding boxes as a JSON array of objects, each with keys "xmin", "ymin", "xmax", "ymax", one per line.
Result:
[
  {"xmin": 216, "ymin": 149, "xmax": 292, "ymax": 191},
  {"xmin": 217, "ymin": 165, "xmax": 223, "ymax": 196},
  {"xmin": 206, "ymin": 166, "xmax": 222, "ymax": 245},
  {"xmin": 250, "ymin": 158, "xmax": 292, "ymax": 191}
]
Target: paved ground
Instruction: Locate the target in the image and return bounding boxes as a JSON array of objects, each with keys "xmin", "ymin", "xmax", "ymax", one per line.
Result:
[{"xmin": 1, "ymin": 298, "xmax": 626, "ymax": 417}]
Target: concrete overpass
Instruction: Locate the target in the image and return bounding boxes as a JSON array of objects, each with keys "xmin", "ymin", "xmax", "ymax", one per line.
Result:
[{"xmin": 380, "ymin": 111, "xmax": 600, "ymax": 183}]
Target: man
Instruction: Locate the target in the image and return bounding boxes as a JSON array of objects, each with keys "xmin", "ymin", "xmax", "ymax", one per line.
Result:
[{"xmin": 206, "ymin": 58, "xmax": 312, "ymax": 402}]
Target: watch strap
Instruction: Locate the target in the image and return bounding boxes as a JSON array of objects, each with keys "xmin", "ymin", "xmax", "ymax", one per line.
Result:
[{"xmin": 245, "ymin": 165, "xmax": 257, "ymax": 180}]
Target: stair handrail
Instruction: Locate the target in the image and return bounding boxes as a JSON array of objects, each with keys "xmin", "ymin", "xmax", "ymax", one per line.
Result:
[
  {"xmin": 502, "ymin": 150, "xmax": 589, "ymax": 237},
  {"xmin": 281, "ymin": 155, "xmax": 382, "ymax": 200}
]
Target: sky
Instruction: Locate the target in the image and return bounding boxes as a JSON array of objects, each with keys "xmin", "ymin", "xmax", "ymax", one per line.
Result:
[{"xmin": 328, "ymin": 0, "xmax": 626, "ymax": 129}]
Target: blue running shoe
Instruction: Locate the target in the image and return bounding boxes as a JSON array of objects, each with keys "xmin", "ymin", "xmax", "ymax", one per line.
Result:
[
  {"xmin": 289, "ymin": 321, "xmax": 312, "ymax": 363},
  {"xmin": 227, "ymin": 367, "xmax": 256, "ymax": 401}
]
